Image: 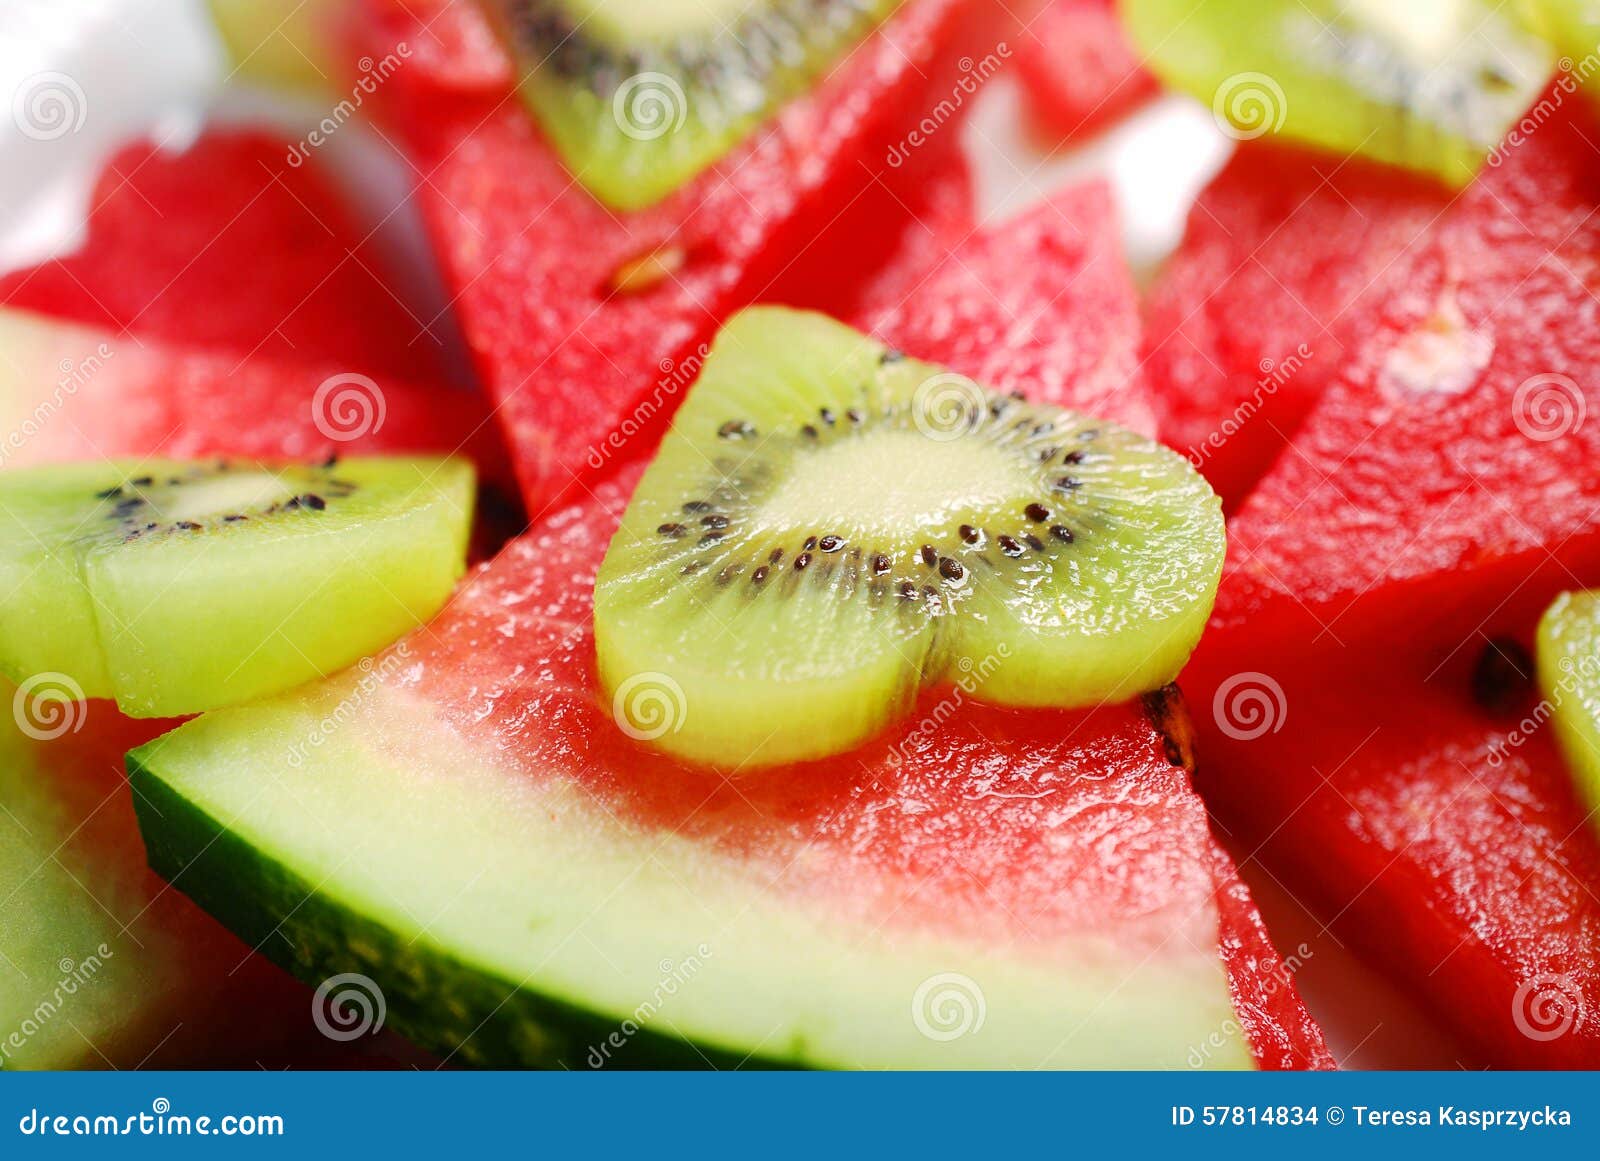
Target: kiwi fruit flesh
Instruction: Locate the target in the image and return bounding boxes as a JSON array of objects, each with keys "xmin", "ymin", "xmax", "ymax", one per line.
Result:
[
  {"xmin": 482, "ymin": 0, "xmax": 904, "ymax": 211},
  {"xmin": 0, "ymin": 457, "xmax": 473, "ymax": 717},
  {"xmin": 1123, "ymin": 0, "xmax": 1553, "ymax": 187},
  {"xmin": 1537, "ymin": 589, "xmax": 1600, "ymax": 831},
  {"xmin": 593, "ymin": 308, "xmax": 1226, "ymax": 770}
]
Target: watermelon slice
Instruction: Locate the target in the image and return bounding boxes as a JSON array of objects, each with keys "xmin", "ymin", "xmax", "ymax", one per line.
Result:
[
  {"xmin": 1188, "ymin": 649, "xmax": 1600, "ymax": 1068},
  {"xmin": 854, "ymin": 179, "xmax": 1160, "ymax": 438},
  {"xmin": 0, "ymin": 130, "xmax": 456, "ymax": 384},
  {"xmin": 1179, "ymin": 94, "xmax": 1600, "ymax": 1067},
  {"xmin": 1015, "ymin": 0, "xmax": 1159, "ymax": 141},
  {"xmin": 1143, "ymin": 140, "xmax": 1448, "ymax": 505},
  {"xmin": 1208, "ymin": 89, "xmax": 1600, "ymax": 661},
  {"xmin": 349, "ymin": 0, "xmax": 994, "ymax": 514},
  {"xmin": 130, "ymin": 467, "xmax": 1329, "ymax": 1069},
  {"xmin": 0, "ymin": 307, "xmax": 500, "ymax": 473}
]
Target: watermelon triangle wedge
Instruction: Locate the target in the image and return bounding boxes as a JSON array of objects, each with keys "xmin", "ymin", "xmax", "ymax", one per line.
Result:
[
  {"xmin": 1180, "ymin": 90, "xmax": 1600, "ymax": 1066},
  {"xmin": 1015, "ymin": 0, "xmax": 1159, "ymax": 141},
  {"xmin": 347, "ymin": 0, "xmax": 994, "ymax": 516},
  {"xmin": 129, "ymin": 464, "xmax": 1330, "ymax": 1068}
]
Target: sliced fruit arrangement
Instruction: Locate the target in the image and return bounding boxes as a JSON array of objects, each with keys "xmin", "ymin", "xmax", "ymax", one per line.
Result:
[
  {"xmin": 0, "ymin": 696, "xmax": 323, "ymax": 1069},
  {"xmin": 0, "ymin": 130, "xmax": 458, "ymax": 384},
  {"xmin": 1123, "ymin": 0, "xmax": 1553, "ymax": 186},
  {"xmin": 0, "ymin": 457, "xmax": 473, "ymax": 717},
  {"xmin": 854, "ymin": 180, "xmax": 1160, "ymax": 438},
  {"xmin": 481, "ymin": 0, "xmax": 905, "ymax": 210},
  {"xmin": 347, "ymin": 0, "xmax": 991, "ymax": 513},
  {"xmin": 1177, "ymin": 94, "xmax": 1600, "ymax": 1066},
  {"xmin": 594, "ymin": 308, "xmax": 1223, "ymax": 768},
  {"xmin": 1142, "ymin": 141, "xmax": 1448, "ymax": 505},
  {"xmin": 132, "ymin": 467, "xmax": 1329, "ymax": 1069},
  {"xmin": 0, "ymin": 308, "xmax": 500, "ymax": 473},
  {"xmin": 1207, "ymin": 90, "xmax": 1600, "ymax": 662},
  {"xmin": 1538, "ymin": 590, "xmax": 1600, "ymax": 827},
  {"xmin": 1189, "ymin": 646, "xmax": 1600, "ymax": 1068},
  {"xmin": 1016, "ymin": 0, "xmax": 1158, "ymax": 140}
]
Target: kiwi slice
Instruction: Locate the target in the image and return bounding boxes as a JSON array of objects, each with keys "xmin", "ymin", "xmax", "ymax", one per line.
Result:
[
  {"xmin": 1537, "ymin": 590, "xmax": 1600, "ymax": 827},
  {"xmin": 482, "ymin": 0, "xmax": 903, "ymax": 211},
  {"xmin": 1123, "ymin": 0, "xmax": 1553, "ymax": 187},
  {"xmin": 0, "ymin": 457, "xmax": 473, "ymax": 717},
  {"xmin": 594, "ymin": 308, "xmax": 1225, "ymax": 770}
]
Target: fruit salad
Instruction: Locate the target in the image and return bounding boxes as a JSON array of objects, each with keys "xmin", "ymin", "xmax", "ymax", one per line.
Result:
[{"xmin": 6, "ymin": 0, "xmax": 1600, "ymax": 1077}]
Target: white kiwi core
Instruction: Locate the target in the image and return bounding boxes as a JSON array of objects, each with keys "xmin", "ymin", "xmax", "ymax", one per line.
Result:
[{"xmin": 757, "ymin": 430, "xmax": 1034, "ymax": 542}]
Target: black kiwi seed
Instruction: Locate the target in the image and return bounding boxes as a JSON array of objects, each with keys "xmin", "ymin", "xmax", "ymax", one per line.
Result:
[
  {"xmin": 1024, "ymin": 503, "xmax": 1050, "ymax": 523},
  {"xmin": 301, "ymin": 494, "xmax": 326, "ymax": 511},
  {"xmin": 1024, "ymin": 534, "xmax": 1045, "ymax": 552},
  {"xmin": 95, "ymin": 486, "xmax": 122, "ymax": 499},
  {"xmin": 683, "ymin": 500, "xmax": 713, "ymax": 513},
  {"xmin": 682, "ymin": 561, "xmax": 704, "ymax": 576},
  {"xmin": 752, "ymin": 565, "xmax": 770, "ymax": 584},
  {"xmin": 224, "ymin": 514, "xmax": 247, "ymax": 523},
  {"xmin": 697, "ymin": 533, "xmax": 723, "ymax": 547},
  {"xmin": 871, "ymin": 553, "xmax": 892, "ymax": 575},
  {"xmin": 795, "ymin": 552, "xmax": 812, "ymax": 571},
  {"xmin": 918, "ymin": 545, "xmax": 937, "ymax": 567},
  {"xmin": 1062, "ymin": 450, "xmax": 1085, "ymax": 465},
  {"xmin": 1050, "ymin": 525, "xmax": 1074, "ymax": 543},
  {"xmin": 818, "ymin": 535, "xmax": 845, "ymax": 552},
  {"xmin": 717, "ymin": 420, "xmax": 756, "ymax": 440},
  {"xmin": 879, "ymin": 349, "xmax": 904, "ymax": 365},
  {"xmin": 176, "ymin": 521, "xmax": 202, "ymax": 531},
  {"xmin": 803, "ymin": 536, "xmax": 818, "ymax": 551},
  {"xmin": 898, "ymin": 581, "xmax": 916, "ymax": 600},
  {"xmin": 717, "ymin": 564, "xmax": 741, "ymax": 585},
  {"xmin": 801, "ymin": 425, "xmax": 819, "ymax": 439},
  {"xmin": 658, "ymin": 522, "xmax": 686, "ymax": 537},
  {"xmin": 846, "ymin": 408, "xmax": 864, "ymax": 424},
  {"xmin": 819, "ymin": 408, "xmax": 836, "ymax": 426},
  {"xmin": 1054, "ymin": 476, "xmax": 1082, "ymax": 493},
  {"xmin": 1036, "ymin": 447, "xmax": 1058, "ymax": 462},
  {"xmin": 701, "ymin": 514, "xmax": 730, "ymax": 530},
  {"xmin": 938, "ymin": 557, "xmax": 965, "ymax": 582},
  {"xmin": 998, "ymin": 535, "xmax": 1023, "ymax": 558},
  {"xmin": 958, "ymin": 524, "xmax": 981, "ymax": 546},
  {"xmin": 131, "ymin": 476, "xmax": 152, "ymax": 487},
  {"xmin": 769, "ymin": 547, "xmax": 785, "ymax": 565}
]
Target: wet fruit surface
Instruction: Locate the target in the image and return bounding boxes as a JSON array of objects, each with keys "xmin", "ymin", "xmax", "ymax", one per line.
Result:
[
  {"xmin": 348, "ymin": 0, "xmax": 988, "ymax": 515},
  {"xmin": 1015, "ymin": 0, "xmax": 1158, "ymax": 141},
  {"xmin": 134, "ymin": 467, "xmax": 1329, "ymax": 1068}
]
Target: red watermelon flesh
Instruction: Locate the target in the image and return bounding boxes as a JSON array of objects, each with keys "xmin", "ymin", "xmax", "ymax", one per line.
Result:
[
  {"xmin": 132, "ymin": 464, "xmax": 1331, "ymax": 1068},
  {"xmin": 1207, "ymin": 94, "xmax": 1600, "ymax": 664},
  {"xmin": 1188, "ymin": 649, "xmax": 1600, "ymax": 1068},
  {"xmin": 855, "ymin": 179, "xmax": 1160, "ymax": 437},
  {"xmin": 0, "ymin": 307, "xmax": 502, "ymax": 477},
  {"xmin": 1016, "ymin": 0, "xmax": 1159, "ymax": 141},
  {"xmin": 349, "ymin": 0, "xmax": 994, "ymax": 516},
  {"xmin": 0, "ymin": 130, "xmax": 454, "ymax": 384},
  {"xmin": 764, "ymin": 138, "xmax": 976, "ymax": 322},
  {"xmin": 1144, "ymin": 141, "xmax": 1448, "ymax": 506}
]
